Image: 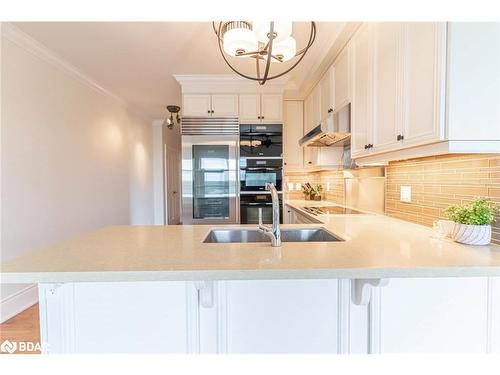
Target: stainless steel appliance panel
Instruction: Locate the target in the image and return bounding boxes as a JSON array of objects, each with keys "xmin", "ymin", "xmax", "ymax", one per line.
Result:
[
  {"xmin": 239, "ymin": 158, "xmax": 283, "ymax": 192},
  {"xmin": 240, "ymin": 124, "xmax": 283, "ymax": 157},
  {"xmin": 182, "ymin": 134, "xmax": 239, "ymax": 224},
  {"xmin": 240, "ymin": 193, "xmax": 283, "ymax": 224}
]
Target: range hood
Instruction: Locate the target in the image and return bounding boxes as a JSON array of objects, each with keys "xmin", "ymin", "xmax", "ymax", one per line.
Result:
[{"xmin": 299, "ymin": 103, "xmax": 351, "ymax": 147}]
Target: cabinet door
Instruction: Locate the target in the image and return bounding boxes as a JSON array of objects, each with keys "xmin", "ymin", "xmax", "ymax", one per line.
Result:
[
  {"xmin": 283, "ymin": 100, "xmax": 304, "ymax": 169},
  {"xmin": 312, "ymin": 84, "xmax": 322, "ymax": 127},
  {"xmin": 260, "ymin": 94, "xmax": 283, "ymax": 122},
  {"xmin": 317, "ymin": 147, "xmax": 344, "ymax": 167},
  {"xmin": 46, "ymin": 282, "xmax": 191, "ymax": 353},
  {"xmin": 334, "ymin": 45, "xmax": 351, "ymax": 110},
  {"xmin": 293, "ymin": 210, "xmax": 317, "ymax": 224},
  {"xmin": 283, "ymin": 205, "xmax": 293, "ymax": 224},
  {"xmin": 211, "ymin": 94, "xmax": 238, "ymax": 117},
  {"xmin": 320, "ymin": 69, "xmax": 333, "ymax": 121},
  {"xmin": 304, "ymin": 94, "xmax": 315, "ymax": 133},
  {"xmin": 221, "ymin": 280, "xmax": 339, "ymax": 353},
  {"xmin": 447, "ymin": 22, "xmax": 500, "ymax": 142},
  {"xmin": 377, "ymin": 278, "xmax": 490, "ymax": 353},
  {"xmin": 304, "ymin": 146, "xmax": 319, "ymax": 168},
  {"xmin": 183, "ymin": 94, "xmax": 212, "ymax": 117},
  {"xmin": 239, "ymin": 94, "xmax": 261, "ymax": 123},
  {"xmin": 402, "ymin": 23, "xmax": 444, "ymax": 146},
  {"xmin": 371, "ymin": 23, "xmax": 403, "ymax": 153},
  {"xmin": 351, "ymin": 23, "xmax": 374, "ymax": 157}
]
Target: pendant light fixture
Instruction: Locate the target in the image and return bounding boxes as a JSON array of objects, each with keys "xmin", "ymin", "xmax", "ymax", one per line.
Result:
[{"xmin": 213, "ymin": 21, "xmax": 316, "ymax": 85}]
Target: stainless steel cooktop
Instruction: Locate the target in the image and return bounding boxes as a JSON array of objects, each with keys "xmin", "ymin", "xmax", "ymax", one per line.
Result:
[{"xmin": 302, "ymin": 206, "xmax": 365, "ymax": 216}]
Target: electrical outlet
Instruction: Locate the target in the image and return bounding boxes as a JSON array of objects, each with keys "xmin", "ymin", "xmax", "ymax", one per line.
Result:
[
  {"xmin": 295, "ymin": 183, "xmax": 302, "ymax": 191},
  {"xmin": 326, "ymin": 182, "xmax": 331, "ymax": 192},
  {"xmin": 400, "ymin": 185, "xmax": 412, "ymax": 203}
]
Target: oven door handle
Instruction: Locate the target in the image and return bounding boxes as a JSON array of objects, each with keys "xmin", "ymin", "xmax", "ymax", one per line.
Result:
[
  {"xmin": 240, "ymin": 132, "xmax": 281, "ymax": 136},
  {"xmin": 241, "ymin": 167, "xmax": 282, "ymax": 171},
  {"xmin": 240, "ymin": 202, "xmax": 273, "ymax": 206}
]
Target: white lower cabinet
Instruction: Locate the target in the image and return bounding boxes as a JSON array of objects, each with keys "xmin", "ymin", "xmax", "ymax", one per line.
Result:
[
  {"xmin": 214, "ymin": 280, "xmax": 340, "ymax": 353},
  {"xmin": 284, "ymin": 205, "xmax": 320, "ymax": 224},
  {"xmin": 39, "ymin": 281, "xmax": 191, "ymax": 353},
  {"xmin": 376, "ymin": 277, "xmax": 492, "ymax": 353},
  {"xmin": 39, "ymin": 277, "xmax": 500, "ymax": 354}
]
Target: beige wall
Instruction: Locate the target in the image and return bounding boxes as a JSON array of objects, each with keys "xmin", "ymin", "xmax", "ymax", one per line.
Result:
[
  {"xmin": 386, "ymin": 154, "xmax": 500, "ymax": 245},
  {"xmin": 0, "ymin": 30, "xmax": 154, "ymax": 318}
]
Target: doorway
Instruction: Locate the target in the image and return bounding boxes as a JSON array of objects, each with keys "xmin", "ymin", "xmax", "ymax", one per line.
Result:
[{"xmin": 165, "ymin": 145, "xmax": 181, "ymax": 224}]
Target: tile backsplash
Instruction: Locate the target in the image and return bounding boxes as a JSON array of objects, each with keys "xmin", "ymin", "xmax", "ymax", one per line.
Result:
[
  {"xmin": 284, "ymin": 170, "xmax": 345, "ymax": 204},
  {"xmin": 385, "ymin": 153, "xmax": 500, "ymax": 245}
]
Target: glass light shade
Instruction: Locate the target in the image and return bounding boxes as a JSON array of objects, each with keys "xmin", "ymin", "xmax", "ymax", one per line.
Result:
[
  {"xmin": 272, "ymin": 37, "xmax": 297, "ymax": 62},
  {"xmin": 252, "ymin": 21, "xmax": 292, "ymax": 43},
  {"xmin": 223, "ymin": 27, "xmax": 258, "ymax": 57}
]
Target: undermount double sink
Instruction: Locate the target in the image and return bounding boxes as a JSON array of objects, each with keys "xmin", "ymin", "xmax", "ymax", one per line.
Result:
[{"xmin": 203, "ymin": 227, "xmax": 343, "ymax": 244}]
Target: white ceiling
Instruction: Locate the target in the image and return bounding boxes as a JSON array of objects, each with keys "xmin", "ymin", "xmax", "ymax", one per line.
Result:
[{"xmin": 13, "ymin": 22, "xmax": 346, "ymax": 120}]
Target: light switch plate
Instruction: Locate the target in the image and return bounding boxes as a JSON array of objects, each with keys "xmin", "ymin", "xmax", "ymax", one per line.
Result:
[{"xmin": 400, "ymin": 185, "xmax": 412, "ymax": 203}]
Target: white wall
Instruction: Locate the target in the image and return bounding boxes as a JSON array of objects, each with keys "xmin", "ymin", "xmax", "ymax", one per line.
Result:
[{"xmin": 0, "ymin": 25, "xmax": 154, "ymax": 321}]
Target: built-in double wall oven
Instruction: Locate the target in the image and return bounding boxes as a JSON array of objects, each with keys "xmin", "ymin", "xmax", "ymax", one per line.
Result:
[
  {"xmin": 239, "ymin": 124, "xmax": 283, "ymax": 157},
  {"xmin": 239, "ymin": 124, "xmax": 283, "ymax": 224}
]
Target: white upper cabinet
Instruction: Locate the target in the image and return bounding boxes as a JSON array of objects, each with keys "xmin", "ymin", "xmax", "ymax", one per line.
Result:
[
  {"xmin": 182, "ymin": 94, "xmax": 212, "ymax": 117},
  {"xmin": 333, "ymin": 45, "xmax": 351, "ymax": 110},
  {"xmin": 260, "ymin": 94, "xmax": 283, "ymax": 123},
  {"xmin": 350, "ymin": 22, "xmax": 445, "ymax": 161},
  {"xmin": 183, "ymin": 94, "xmax": 238, "ymax": 117},
  {"xmin": 211, "ymin": 94, "xmax": 239, "ymax": 116},
  {"xmin": 371, "ymin": 23, "xmax": 403, "ymax": 153},
  {"xmin": 283, "ymin": 100, "xmax": 304, "ymax": 170},
  {"xmin": 312, "ymin": 84, "xmax": 322, "ymax": 128},
  {"xmin": 319, "ymin": 67, "xmax": 334, "ymax": 121},
  {"xmin": 303, "ymin": 146, "xmax": 319, "ymax": 168},
  {"xmin": 239, "ymin": 94, "xmax": 261, "ymax": 122},
  {"xmin": 401, "ymin": 23, "xmax": 444, "ymax": 146},
  {"xmin": 351, "ymin": 23, "xmax": 374, "ymax": 157},
  {"xmin": 239, "ymin": 93, "xmax": 283, "ymax": 123},
  {"xmin": 351, "ymin": 22, "xmax": 498, "ymax": 164},
  {"xmin": 304, "ymin": 94, "xmax": 315, "ymax": 133},
  {"xmin": 446, "ymin": 22, "xmax": 500, "ymax": 142}
]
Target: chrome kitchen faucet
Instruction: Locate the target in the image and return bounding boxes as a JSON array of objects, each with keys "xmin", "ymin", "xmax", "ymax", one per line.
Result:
[{"xmin": 258, "ymin": 182, "xmax": 282, "ymax": 247}]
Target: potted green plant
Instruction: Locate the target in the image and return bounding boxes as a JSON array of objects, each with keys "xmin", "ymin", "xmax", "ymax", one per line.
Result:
[{"xmin": 444, "ymin": 197, "xmax": 499, "ymax": 245}]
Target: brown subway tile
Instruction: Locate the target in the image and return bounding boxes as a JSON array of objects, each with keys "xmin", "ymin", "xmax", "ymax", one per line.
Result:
[{"xmin": 386, "ymin": 154, "xmax": 499, "ymax": 244}]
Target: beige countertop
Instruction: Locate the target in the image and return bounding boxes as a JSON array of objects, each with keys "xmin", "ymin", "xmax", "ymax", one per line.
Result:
[{"xmin": 1, "ymin": 199, "xmax": 500, "ymax": 283}]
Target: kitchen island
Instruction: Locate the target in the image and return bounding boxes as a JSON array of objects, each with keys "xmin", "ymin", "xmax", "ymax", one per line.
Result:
[{"xmin": 1, "ymin": 200, "xmax": 500, "ymax": 353}]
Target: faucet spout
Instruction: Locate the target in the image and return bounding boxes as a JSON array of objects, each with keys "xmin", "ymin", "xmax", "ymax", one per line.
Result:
[{"xmin": 258, "ymin": 182, "xmax": 281, "ymax": 247}]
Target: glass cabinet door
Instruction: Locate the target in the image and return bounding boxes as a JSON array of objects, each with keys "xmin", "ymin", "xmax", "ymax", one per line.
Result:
[{"xmin": 192, "ymin": 145, "xmax": 230, "ymax": 219}]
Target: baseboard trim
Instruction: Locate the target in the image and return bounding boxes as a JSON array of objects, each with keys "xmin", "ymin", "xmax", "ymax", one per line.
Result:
[{"xmin": 0, "ymin": 284, "xmax": 38, "ymax": 323}]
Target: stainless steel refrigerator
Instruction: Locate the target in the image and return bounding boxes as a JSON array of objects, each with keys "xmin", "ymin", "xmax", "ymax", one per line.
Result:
[{"xmin": 181, "ymin": 117, "xmax": 239, "ymax": 224}]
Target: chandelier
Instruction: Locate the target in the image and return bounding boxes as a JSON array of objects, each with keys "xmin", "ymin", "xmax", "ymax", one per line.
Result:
[{"xmin": 213, "ymin": 21, "xmax": 316, "ymax": 85}]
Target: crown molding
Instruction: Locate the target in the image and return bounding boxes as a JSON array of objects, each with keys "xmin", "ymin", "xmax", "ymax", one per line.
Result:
[
  {"xmin": 299, "ymin": 22, "xmax": 362, "ymax": 99},
  {"xmin": 174, "ymin": 74, "xmax": 287, "ymax": 94},
  {"xmin": 1, "ymin": 23, "xmax": 152, "ymax": 122},
  {"xmin": 174, "ymin": 74, "xmax": 288, "ymax": 85}
]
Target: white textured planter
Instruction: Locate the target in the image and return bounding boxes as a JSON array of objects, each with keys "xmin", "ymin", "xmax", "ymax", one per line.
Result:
[{"xmin": 451, "ymin": 223, "xmax": 492, "ymax": 245}]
